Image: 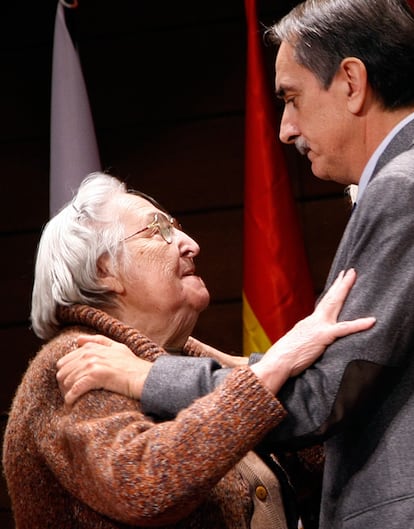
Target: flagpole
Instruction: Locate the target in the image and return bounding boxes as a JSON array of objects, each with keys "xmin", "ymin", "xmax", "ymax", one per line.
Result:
[
  {"xmin": 50, "ymin": 0, "xmax": 101, "ymax": 216},
  {"xmin": 59, "ymin": 1, "xmax": 79, "ymax": 10}
]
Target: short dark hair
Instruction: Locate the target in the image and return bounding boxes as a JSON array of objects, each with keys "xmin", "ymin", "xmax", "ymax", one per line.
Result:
[{"xmin": 268, "ymin": 0, "xmax": 414, "ymax": 109}]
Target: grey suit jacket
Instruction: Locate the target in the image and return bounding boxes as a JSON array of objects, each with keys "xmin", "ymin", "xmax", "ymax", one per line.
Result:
[
  {"xmin": 142, "ymin": 120, "xmax": 414, "ymax": 529},
  {"xmin": 271, "ymin": 119, "xmax": 414, "ymax": 528}
]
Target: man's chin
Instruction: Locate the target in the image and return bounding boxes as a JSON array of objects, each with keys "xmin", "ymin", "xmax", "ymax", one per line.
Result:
[{"xmin": 310, "ymin": 163, "xmax": 333, "ymax": 181}]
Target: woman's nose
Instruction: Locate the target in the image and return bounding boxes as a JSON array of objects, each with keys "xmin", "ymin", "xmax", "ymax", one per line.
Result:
[{"xmin": 175, "ymin": 229, "xmax": 200, "ymax": 258}]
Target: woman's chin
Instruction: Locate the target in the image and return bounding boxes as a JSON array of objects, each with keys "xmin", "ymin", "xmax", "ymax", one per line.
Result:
[{"xmin": 185, "ymin": 275, "xmax": 210, "ymax": 311}]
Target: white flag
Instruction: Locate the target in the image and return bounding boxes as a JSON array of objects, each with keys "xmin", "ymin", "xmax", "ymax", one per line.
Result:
[{"xmin": 50, "ymin": 1, "xmax": 101, "ymax": 216}]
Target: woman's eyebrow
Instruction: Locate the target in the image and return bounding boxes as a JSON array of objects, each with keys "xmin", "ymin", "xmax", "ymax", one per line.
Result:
[{"xmin": 129, "ymin": 210, "xmax": 157, "ymax": 229}]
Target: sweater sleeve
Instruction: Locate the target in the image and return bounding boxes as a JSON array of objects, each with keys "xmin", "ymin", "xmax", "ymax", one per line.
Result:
[{"xmin": 39, "ymin": 365, "xmax": 286, "ymax": 526}]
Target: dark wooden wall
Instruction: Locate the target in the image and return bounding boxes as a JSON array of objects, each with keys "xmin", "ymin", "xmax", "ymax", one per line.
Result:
[{"xmin": 0, "ymin": 1, "xmax": 350, "ymax": 525}]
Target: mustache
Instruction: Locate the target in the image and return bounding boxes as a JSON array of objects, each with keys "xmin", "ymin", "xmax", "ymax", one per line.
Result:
[{"xmin": 295, "ymin": 137, "xmax": 310, "ymax": 155}]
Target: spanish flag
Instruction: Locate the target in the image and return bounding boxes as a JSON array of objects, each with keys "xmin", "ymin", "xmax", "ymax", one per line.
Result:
[
  {"xmin": 50, "ymin": 0, "xmax": 101, "ymax": 216},
  {"xmin": 243, "ymin": 0, "xmax": 315, "ymax": 355}
]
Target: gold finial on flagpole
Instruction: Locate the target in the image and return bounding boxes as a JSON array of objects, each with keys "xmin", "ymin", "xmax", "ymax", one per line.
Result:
[{"xmin": 60, "ymin": 0, "xmax": 79, "ymax": 8}]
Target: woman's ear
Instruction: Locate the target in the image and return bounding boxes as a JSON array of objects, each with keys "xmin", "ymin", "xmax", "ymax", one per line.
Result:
[
  {"xmin": 340, "ymin": 57, "xmax": 369, "ymax": 115},
  {"xmin": 96, "ymin": 254, "xmax": 124, "ymax": 294}
]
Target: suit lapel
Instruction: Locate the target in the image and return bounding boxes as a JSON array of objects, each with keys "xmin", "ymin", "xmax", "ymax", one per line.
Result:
[
  {"xmin": 323, "ymin": 119, "xmax": 414, "ymax": 291},
  {"xmin": 371, "ymin": 119, "xmax": 414, "ymax": 178}
]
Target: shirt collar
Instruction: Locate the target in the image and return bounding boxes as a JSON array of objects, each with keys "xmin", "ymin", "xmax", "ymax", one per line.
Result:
[{"xmin": 357, "ymin": 111, "xmax": 414, "ymax": 203}]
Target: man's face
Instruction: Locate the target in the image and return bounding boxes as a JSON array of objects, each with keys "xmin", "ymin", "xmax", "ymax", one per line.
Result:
[{"xmin": 275, "ymin": 42, "xmax": 356, "ymax": 184}]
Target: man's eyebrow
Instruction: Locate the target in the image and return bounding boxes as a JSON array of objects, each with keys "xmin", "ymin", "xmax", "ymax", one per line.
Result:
[
  {"xmin": 275, "ymin": 87, "xmax": 285, "ymax": 99},
  {"xmin": 275, "ymin": 84, "xmax": 296, "ymax": 100}
]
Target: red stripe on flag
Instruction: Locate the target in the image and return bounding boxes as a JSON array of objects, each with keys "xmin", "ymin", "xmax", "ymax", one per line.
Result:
[{"xmin": 243, "ymin": 0, "xmax": 315, "ymax": 353}]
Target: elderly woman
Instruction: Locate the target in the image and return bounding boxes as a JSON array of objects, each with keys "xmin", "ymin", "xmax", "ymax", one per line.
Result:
[{"xmin": 2, "ymin": 173, "xmax": 374, "ymax": 529}]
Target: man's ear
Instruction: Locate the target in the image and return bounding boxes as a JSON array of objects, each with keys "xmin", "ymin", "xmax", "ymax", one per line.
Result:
[
  {"xmin": 339, "ymin": 57, "xmax": 369, "ymax": 115},
  {"xmin": 96, "ymin": 254, "xmax": 124, "ymax": 294}
]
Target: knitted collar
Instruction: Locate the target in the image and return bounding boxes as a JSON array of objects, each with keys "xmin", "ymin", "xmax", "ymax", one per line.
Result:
[{"xmin": 57, "ymin": 304, "xmax": 168, "ymax": 363}]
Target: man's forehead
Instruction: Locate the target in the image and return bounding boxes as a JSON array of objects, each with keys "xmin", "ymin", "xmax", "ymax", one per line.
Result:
[
  {"xmin": 275, "ymin": 42, "xmax": 314, "ymax": 95},
  {"xmin": 275, "ymin": 42, "xmax": 296, "ymax": 91}
]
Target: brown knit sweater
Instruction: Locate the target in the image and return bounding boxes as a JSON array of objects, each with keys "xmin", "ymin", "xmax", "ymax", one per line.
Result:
[{"xmin": 2, "ymin": 305, "xmax": 289, "ymax": 529}]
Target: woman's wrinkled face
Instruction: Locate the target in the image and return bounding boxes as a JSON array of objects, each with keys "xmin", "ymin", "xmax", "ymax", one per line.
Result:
[{"xmin": 106, "ymin": 193, "xmax": 210, "ymax": 346}]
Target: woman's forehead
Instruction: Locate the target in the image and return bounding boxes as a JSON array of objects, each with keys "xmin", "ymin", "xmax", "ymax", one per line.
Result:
[
  {"xmin": 118, "ymin": 193, "xmax": 163, "ymax": 223},
  {"xmin": 126, "ymin": 193, "xmax": 156, "ymax": 209}
]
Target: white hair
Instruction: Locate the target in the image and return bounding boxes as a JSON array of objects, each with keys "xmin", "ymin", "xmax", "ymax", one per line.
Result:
[{"xmin": 31, "ymin": 172, "xmax": 128, "ymax": 340}]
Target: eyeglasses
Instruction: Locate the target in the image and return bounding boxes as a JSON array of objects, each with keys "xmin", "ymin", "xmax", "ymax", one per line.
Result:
[{"xmin": 123, "ymin": 212, "xmax": 182, "ymax": 244}]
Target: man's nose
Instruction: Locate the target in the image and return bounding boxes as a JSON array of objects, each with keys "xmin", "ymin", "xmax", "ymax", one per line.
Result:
[{"xmin": 279, "ymin": 109, "xmax": 300, "ymax": 144}]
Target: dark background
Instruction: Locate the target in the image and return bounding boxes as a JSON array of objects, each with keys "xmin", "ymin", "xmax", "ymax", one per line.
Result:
[{"xmin": 0, "ymin": 1, "xmax": 349, "ymax": 525}]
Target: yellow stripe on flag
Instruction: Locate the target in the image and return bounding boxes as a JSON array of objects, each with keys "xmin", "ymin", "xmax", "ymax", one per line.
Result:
[{"xmin": 243, "ymin": 292, "xmax": 272, "ymax": 354}]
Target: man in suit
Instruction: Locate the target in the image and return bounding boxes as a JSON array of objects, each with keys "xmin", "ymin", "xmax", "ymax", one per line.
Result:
[
  {"xmin": 55, "ymin": 1, "xmax": 414, "ymax": 527},
  {"xmin": 264, "ymin": 0, "xmax": 414, "ymax": 527}
]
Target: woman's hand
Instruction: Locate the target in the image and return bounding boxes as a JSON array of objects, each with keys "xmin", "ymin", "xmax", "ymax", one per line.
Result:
[
  {"xmin": 251, "ymin": 269, "xmax": 376, "ymax": 393},
  {"xmin": 184, "ymin": 336, "xmax": 248, "ymax": 367},
  {"xmin": 56, "ymin": 335, "xmax": 152, "ymax": 405}
]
